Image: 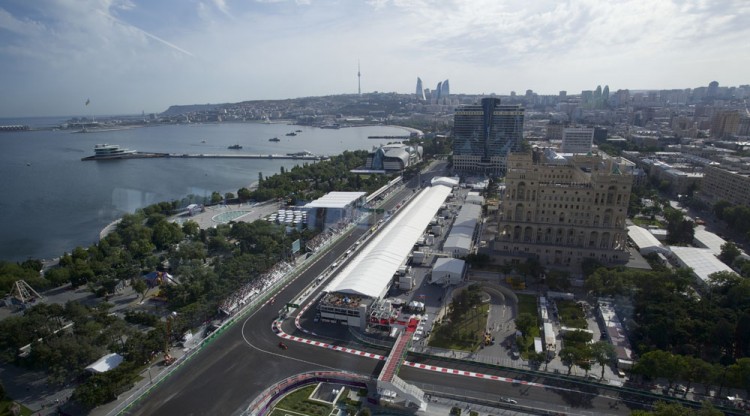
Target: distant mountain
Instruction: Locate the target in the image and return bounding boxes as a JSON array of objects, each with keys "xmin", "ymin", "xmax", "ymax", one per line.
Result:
[{"xmin": 160, "ymin": 104, "xmax": 223, "ymax": 116}]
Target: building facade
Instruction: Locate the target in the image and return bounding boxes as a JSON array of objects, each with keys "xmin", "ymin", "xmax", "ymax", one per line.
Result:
[
  {"xmin": 561, "ymin": 127, "xmax": 594, "ymax": 153},
  {"xmin": 700, "ymin": 165, "xmax": 750, "ymax": 207},
  {"xmin": 452, "ymin": 98, "xmax": 525, "ymax": 176},
  {"xmin": 494, "ymin": 149, "xmax": 633, "ymax": 266}
]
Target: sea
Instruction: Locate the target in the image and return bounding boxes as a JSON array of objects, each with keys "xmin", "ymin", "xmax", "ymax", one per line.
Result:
[{"xmin": 0, "ymin": 117, "xmax": 409, "ymax": 262}]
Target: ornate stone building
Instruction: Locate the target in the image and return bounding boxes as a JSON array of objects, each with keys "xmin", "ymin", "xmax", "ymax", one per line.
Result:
[{"xmin": 495, "ymin": 149, "xmax": 633, "ymax": 266}]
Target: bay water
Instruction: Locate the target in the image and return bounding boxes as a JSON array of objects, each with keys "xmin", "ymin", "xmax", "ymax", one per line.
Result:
[{"xmin": 0, "ymin": 120, "xmax": 407, "ymax": 261}]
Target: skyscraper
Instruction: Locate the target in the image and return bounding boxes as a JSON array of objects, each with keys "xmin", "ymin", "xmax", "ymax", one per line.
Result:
[
  {"xmin": 435, "ymin": 81, "xmax": 443, "ymax": 101},
  {"xmin": 441, "ymin": 79, "xmax": 450, "ymax": 97},
  {"xmin": 452, "ymin": 98, "xmax": 525, "ymax": 176},
  {"xmin": 415, "ymin": 77, "xmax": 425, "ymax": 100}
]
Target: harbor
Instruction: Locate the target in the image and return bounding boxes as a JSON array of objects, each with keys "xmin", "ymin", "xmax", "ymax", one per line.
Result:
[{"xmin": 82, "ymin": 152, "xmax": 327, "ymax": 161}]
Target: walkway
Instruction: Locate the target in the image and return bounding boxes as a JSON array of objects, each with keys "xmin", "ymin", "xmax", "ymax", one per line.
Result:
[{"xmin": 378, "ymin": 318, "xmax": 418, "ymax": 382}]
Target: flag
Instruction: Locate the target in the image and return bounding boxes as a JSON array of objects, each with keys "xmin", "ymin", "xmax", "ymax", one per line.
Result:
[{"xmin": 85, "ymin": 98, "xmax": 90, "ymax": 106}]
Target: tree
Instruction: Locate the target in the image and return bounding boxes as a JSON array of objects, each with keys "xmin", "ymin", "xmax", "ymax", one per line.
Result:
[
  {"xmin": 719, "ymin": 242, "xmax": 741, "ymax": 266},
  {"xmin": 713, "ymin": 200, "xmax": 732, "ymax": 220},
  {"xmin": 559, "ymin": 346, "xmax": 583, "ymax": 375},
  {"xmin": 132, "ymin": 278, "xmax": 148, "ymax": 302},
  {"xmin": 590, "ymin": 341, "xmax": 616, "ymax": 380},
  {"xmin": 237, "ymin": 187, "xmax": 252, "ymax": 202},
  {"xmin": 515, "ymin": 313, "xmax": 536, "ymax": 338},
  {"xmin": 632, "ymin": 401, "xmax": 723, "ymax": 416}
]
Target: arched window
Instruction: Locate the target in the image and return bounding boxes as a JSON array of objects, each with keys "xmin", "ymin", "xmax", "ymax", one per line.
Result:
[{"xmin": 517, "ymin": 182, "xmax": 526, "ymax": 201}]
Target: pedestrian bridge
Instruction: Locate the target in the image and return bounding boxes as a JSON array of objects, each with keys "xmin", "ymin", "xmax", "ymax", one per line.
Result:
[{"xmin": 376, "ymin": 317, "xmax": 427, "ymax": 412}]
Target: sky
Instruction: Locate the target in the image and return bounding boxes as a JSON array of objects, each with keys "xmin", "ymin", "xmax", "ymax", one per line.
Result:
[{"xmin": 1, "ymin": 0, "xmax": 749, "ymax": 117}]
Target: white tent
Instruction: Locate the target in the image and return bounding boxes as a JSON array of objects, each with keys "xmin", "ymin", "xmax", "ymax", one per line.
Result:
[
  {"xmin": 430, "ymin": 258, "xmax": 465, "ymax": 285},
  {"xmin": 85, "ymin": 353, "xmax": 124, "ymax": 374},
  {"xmin": 325, "ymin": 181, "xmax": 453, "ymax": 299}
]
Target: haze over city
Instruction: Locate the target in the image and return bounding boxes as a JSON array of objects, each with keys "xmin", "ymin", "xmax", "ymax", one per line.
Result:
[{"xmin": 1, "ymin": 0, "xmax": 750, "ymax": 117}]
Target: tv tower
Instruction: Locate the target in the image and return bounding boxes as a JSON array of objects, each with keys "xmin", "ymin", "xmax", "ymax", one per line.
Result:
[{"xmin": 357, "ymin": 59, "xmax": 361, "ymax": 95}]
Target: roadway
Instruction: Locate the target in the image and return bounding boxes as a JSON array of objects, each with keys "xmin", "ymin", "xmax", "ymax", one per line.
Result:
[{"xmin": 128, "ymin": 162, "xmax": 648, "ymax": 416}]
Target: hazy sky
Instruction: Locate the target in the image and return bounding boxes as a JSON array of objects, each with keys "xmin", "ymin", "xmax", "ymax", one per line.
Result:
[{"xmin": 1, "ymin": 0, "xmax": 749, "ymax": 117}]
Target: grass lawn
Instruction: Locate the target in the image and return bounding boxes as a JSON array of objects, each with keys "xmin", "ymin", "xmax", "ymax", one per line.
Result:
[
  {"xmin": 0, "ymin": 400, "xmax": 33, "ymax": 416},
  {"xmin": 429, "ymin": 303, "xmax": 490, "ymax": 351},
  {"xmin": 516, "ymin": 294, "xmax": 541, "ymax": 358},
  {"xmin": 557, "ymin": 300, "xmax": 588, "ymax": 329},
  {"xmin": 517, "ymin": 293, "xmax": 537, "ymax": 317},
  {"xmin": 270, "ymin": 385, "xmax": 331, "ymax": 416},
  {"xmin": 631, "ymin": 217, "xmax": 664, "ymax": 228}
]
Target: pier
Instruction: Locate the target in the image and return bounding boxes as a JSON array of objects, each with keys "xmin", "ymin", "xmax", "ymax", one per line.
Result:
[
  {"xmin": 0, "ymin": 125, "xmax": 30, "ymax": 132},
  {"xmin": 82, "ymin": 152, "xmax": 327, "ymax": 161},
  {"xmin": 367, "ymin": 135, "xmax": 410, "ymax": 140}
]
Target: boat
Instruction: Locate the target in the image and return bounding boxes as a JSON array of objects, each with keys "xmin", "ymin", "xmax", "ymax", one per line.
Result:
[
  {"xmin": 228, "ymin": 144, "xmax": 242, "ymax": 150},
  {"xmin": 201, "ymin": 140, "xmax": 207, "ymax": 143},
  {"xmin": 92, "ymin": 144, "xmax": 137, "ymax": 158},
  {"xmin": 295, "ymin": 129, "xmax": 302, "ymax": 133},
  {"xmin": 269, "ymin": 137, "xmax": 280, "ymax": 142},
  {"xmin": 320, "ymin": 123, "xmax": 340, "ymax": 129},
  {"xmin": 285, "ymin": 132, "xmax": 297, "ymax": 136}
]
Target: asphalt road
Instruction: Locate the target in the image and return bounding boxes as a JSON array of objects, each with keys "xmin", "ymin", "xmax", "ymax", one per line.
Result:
[
  {"xmin": 129, "ymin": 172, "xmax": 424, "ymax": 416},
  {"xmin": 129, "ymin": 162, "xmax": 652, "ymax": 416}
]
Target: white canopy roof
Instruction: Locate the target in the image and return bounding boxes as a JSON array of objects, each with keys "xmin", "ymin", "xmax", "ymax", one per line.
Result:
[
  {"xmin": 627, "ymin": 225, "xmax": 667, "ymax": 255},
  {"xmin": 85, "ymin": 353, "xmax": 123, "ymax": 374},
  {"xmin": 305, "ymin": 192, "xmax": 366, "ymax": 209},
  {"xmin": 325, "ymin": 182, "xmax": 453, "ymax": 298},
  {"xmin": 433, "ymin": 258, "xmax": 465, "ymax": 275},
  {"xmin": 668, "ymin": 246, "xmax": 736, "ymax": 283}
]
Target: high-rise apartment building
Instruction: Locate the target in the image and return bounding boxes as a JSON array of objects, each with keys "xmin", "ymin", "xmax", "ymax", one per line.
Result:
[
  {"xmin": 710, "ymin": 110, "xmax": 740, "ymax": 138},
  {"xmin": 561, "ymin": 127, "xmax": 594, "ymax": 154},
  {"xmin": 452, "ymin": 98, "xmax": 525, "ymax": 176},
  {"xmin": 495, "ymin": 149, "xmax": 633, "ymax": 266}
]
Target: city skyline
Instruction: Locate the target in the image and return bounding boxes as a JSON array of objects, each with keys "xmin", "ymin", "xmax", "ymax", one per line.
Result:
[{"xmin": 1, "ymin": 0, "xmax": 749, "ymax": 117}]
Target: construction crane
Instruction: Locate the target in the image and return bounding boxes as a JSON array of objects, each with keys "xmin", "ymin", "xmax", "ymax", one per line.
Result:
[{"xmin": 163, "ymin": 312, "xmax": 177, "ymax": 365}]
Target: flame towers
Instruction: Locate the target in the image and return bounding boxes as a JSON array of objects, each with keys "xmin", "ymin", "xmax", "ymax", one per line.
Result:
[
  {"xmin": 415, "ymin": 77, "xmax": 449, "ymax": 102},
  {"xmin": 416, "ymin": 77, "xmax": 425, "ymax": 100}
]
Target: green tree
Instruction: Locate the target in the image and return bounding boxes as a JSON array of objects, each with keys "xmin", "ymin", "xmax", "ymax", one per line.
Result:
[
  {"xmin": 590, "ymin": 341, "xmax": 617, "ymax": 380},
  {"xmin": 210, "ymin": 191, "xmax": 223, "ymax": 204},
  {"xmin": 559, "ymin": 346, "xmax": 583, "ymax": 375},
  {"xmin": 719, "ymin": 242, "xmax": 741, "ymax": 265},
  {"xmin": 237, "ymin": 187, "xmax": 252, "ymax": 202},
  {"xmin": 632, "ymin": 401, "xmax": 723, "ymax": 416},
  {"xmin": 515, "ymin": 313, "xmax": 536, "ymax": 338},
  {"xmin": 132, "ymin": 278, "xmax": 148, "ymax": 302}
]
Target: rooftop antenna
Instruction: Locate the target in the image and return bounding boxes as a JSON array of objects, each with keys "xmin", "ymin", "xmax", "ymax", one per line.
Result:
[{"xmin": 357, "ymin": 59, "xmax": 361, "ymax": 95}]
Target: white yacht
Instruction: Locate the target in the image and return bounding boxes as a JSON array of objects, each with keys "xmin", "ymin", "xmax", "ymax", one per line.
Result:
[{"xmin": 93, "ymin": 144, "xmax": 137, "ymax": 158}]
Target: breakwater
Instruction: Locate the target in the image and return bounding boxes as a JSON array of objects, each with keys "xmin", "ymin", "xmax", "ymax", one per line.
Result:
[{"xmin": 82, "ymin": 152, "xmax": 327, "ymax": 161}]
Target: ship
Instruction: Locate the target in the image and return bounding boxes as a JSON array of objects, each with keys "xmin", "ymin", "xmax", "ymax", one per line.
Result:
[
  {"xmin": 92, "ymin": 144, "xmax": 137, "ymax": 157},
  {"xmin": 269, "ymin": 137, "xmax": 280, "ymax": 142},
  {"xmin": 81, "ymin": 144, "xmax": 167, "ymax": 161},
  {"xmin": 228, "ymin": 144, "xmax": 243, "ymax": 150},
  {"xmin": 285, "ymin": 132, "xmax": 297, "ymax": 136}
]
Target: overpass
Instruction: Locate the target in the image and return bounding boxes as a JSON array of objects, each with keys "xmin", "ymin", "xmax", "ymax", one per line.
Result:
[{"xmin": 376, "ymin": 317, "xmax": 426, "ymax": 411}]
